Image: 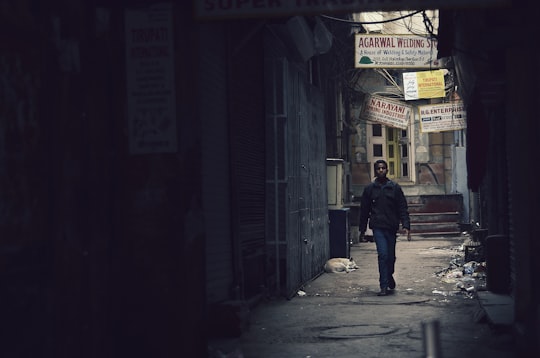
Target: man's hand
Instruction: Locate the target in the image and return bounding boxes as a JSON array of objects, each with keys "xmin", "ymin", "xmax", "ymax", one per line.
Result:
[
  {"xmin": 359, "ymin": 232, "xmax": 366, "ymax": 242},
  {"xmin": 404, "ymin": 228, "xmax": 411, "ymax": 241}
]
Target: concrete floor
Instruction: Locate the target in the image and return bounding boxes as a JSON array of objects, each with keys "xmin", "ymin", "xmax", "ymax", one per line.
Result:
[{"xmin": 208, "ymin": 234, "xmax": 517, "ymax": 358}]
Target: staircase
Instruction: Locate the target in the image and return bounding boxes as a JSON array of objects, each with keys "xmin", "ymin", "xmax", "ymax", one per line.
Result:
[{"xmin": 407, "ymin": 194, "xmax": 462, "ymax": 236}]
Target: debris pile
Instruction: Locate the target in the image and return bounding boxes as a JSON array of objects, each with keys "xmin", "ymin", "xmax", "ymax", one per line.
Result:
[{"xmin": 435, "ymin": 240, "xmax": 487, "ymax": 298}]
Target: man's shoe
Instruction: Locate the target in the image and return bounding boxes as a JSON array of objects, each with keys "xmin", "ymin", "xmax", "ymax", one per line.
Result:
[
  {"xmin": 377, "ymin": 288, "xmax": 388, "ymax": 296},
  {"xmin": 389, "ymin": 276, "xmax": 396, "ymax": 290}
]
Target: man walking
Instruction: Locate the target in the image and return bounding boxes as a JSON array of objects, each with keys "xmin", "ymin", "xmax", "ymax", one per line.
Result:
[{"xmin": 359, "ymin": 160, "xmax": 411, "ymax": 296}]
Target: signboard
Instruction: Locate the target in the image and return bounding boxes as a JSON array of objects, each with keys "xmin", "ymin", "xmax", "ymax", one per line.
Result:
[
  {"xmin": 418, "ymin": 101, "xmax": 467, "ymax": 132},
  {"xmin": 195, "ymin": 0, "xmax": 510, "ymax": 19},
  {"xmin": 360, "ymin": 94, "xmax": 412, "ymax": 129},
  {"xmin": 125, "ymin": 3, "xmax": 178, "ymax": 154},
  {"xmin": 403, "ymin": 70, "xmax": 445, "ymax": 100},
  {"xmin": 355, "ymin": 34, "xmax": 438, "ymax": 68}
]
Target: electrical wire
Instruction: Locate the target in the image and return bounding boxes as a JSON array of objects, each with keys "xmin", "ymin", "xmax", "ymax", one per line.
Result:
[{"xmin": 320, "ymin": 10, "xmax": 423, "ymax": 25}]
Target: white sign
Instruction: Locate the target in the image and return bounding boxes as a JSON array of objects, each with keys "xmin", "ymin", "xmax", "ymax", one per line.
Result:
[
  {"xmin": 418, "ymin": 101, "xmax": 467, "ymax": 132},
  {"xmin": 195, "ymin": 0, "xmax": 510, "ymax": 19},
  {"xmin": 360, "ymin": 95, "xmax": 412, "ymax": 129},
  {"xmin": 125, "ymin": 3, "xmax": 178, "ymax": 154},
  {"xmin": 355, "ymin": 34, "xmax": 439, "ymax": 69}
]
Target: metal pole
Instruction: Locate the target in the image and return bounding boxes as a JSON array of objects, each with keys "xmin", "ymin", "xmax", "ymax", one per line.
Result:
[{"xmin": 422, "ymin": 319, "xmax": 442, "ymax": 358}]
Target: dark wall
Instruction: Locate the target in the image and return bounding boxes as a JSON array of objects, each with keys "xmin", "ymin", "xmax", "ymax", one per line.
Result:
[{"xmin": 0, "ymin": 2, "xmax": 205, "ymax": 357}]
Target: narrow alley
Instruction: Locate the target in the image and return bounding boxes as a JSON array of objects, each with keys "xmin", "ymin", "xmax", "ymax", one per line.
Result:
[{"xmin": 209, "ymin": 234, "xmax": 516, "ymax": 358}]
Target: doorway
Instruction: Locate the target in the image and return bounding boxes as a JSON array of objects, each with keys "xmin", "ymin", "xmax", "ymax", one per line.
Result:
[{"xmin": 367, "ymin": 123, "xmax": 410, "ymax": 181}]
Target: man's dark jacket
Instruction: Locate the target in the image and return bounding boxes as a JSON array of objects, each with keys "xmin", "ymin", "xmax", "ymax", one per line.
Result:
[{"xmin": 358, "ymin": 179, "xmax": 410, "ymax": 233}]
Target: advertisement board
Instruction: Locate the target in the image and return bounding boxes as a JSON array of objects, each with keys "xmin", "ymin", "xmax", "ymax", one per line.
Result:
[
  {"xmin": 125, "ymin": 3, "xmax": 178, "ymax": 154},
  {"xmin": 355, "ymin": 34, "xmax": 439, "ymax": 69},
  {"xmin": 195, "ymin": 0, "xmax": 510, "ymax": 19},
  {"xmin": 418, "ymin": 101, "xmax": 467, "ymax": 132},
  {"xmin": 403, "ymin": 70, "xmax": 445, "ymax": 100},
  {"xmin": 360, "ymin": 94, "xmax": 412, "ymax": 129}
]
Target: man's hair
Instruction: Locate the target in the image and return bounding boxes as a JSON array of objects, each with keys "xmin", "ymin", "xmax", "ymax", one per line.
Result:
[{"xmin": 374, "ymin": 159, "xmax": 388, "ymax": 170}]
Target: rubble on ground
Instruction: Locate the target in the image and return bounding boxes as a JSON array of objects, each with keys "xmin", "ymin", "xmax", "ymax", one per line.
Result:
[{"xmin": 434, "ymin": 237, "xmax": 487, "ymax": 298}]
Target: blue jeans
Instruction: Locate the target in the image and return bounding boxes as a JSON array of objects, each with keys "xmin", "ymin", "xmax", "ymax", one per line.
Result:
[{"xmin": 373, "ymin": 228, "xmax": 397, "ymax": 289}]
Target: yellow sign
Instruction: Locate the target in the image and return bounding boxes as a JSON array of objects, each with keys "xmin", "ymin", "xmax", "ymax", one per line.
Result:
[{"xmin": 403, "ymin": 70, "xmax": 445, "ymax": 100}]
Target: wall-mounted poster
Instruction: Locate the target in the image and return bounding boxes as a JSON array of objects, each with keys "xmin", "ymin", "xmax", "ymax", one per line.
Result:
[{"xmin": 125, "ymin": 3, "xmax": 177, "ymax": 154}]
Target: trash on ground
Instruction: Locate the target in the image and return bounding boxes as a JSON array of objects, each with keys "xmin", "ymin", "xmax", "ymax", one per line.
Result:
[{"xmin": 434, "ymin": 238, "xmax": 487, "ymax": 297}]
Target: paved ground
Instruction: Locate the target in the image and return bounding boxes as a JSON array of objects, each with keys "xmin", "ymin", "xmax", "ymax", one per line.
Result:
[{"xmin": 209, "ymin": 235, "xmax": 517, "ymax": 358}]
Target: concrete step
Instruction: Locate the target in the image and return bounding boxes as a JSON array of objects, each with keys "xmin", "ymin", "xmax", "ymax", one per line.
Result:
[
  {"xmin": 410, "ymin": 212, "xmax": 460, "ymax": 235},
  {"xmin": 405, "ymin": 195, "xmax": 462, "ymax": 236},
  {"xmin": 410, "ymin": 212, "xmax": 460, "ymax": 223},
  {"xmin": 476, "ymin": 292, "xmax": 514, "ymax": 329},
  {"xmin": 406, "ymin": 194, "xmax": 463, "ymax": 213},
  {"xmin": 411, "ymin": 223, "xmax": 461, "ymax": 234},
  {"xmin": 413, "ymin": 231, "xmax": 462, "ymax": 237}
]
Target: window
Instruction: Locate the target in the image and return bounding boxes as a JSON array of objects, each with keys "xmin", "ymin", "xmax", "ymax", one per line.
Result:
[
  {"xmin": 373, "ymin": 144, "xmax": 383, "ymax": 157},
  {"xmin": 373, "ymin": 124, "xmax": 382, "ymax": 136}
]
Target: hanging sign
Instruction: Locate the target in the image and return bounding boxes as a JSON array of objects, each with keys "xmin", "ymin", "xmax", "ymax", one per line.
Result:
[
  {"xmin": 195, "ymin": 1, "xmax": 510, "ymax": 19},
  {"xmin": 355, "ymin": 34, "xmax": 439, "ymax": 69},
  {"xmin": 418, "ymin": 101, "xmax": 467, "ymax": 132},
  {"xmin": 403, "ymin": 70, "xmax": 445, "ymax": 100},
  {"xmin": 360, "ymin": 94, "xmax": 412, "ymax": 129},
  {"xmin": 125, "ymin": 3, "xmax": 178, "ymax": 154}
]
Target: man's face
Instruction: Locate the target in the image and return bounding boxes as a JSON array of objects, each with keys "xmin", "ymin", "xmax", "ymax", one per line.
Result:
[{"xmin": 375, "ymin": 163, "xmax": 388, "ymax": 179}]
